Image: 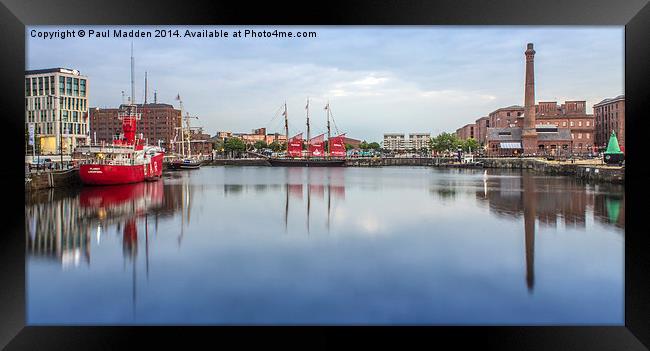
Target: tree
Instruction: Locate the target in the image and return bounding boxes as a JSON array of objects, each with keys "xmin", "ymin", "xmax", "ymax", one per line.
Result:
[
  {"xmin": 253, "ymin": 140, "xmax": 268, "ymax": 150},
  {"xmin": 430, "ymin": 132, "xmax": 461, "ymax": 154},
  {"xmin": 359, "ymin": 141, "xmax": 369, "ymax": 150},
  {"xmin": 212, "ymin": 139, "xmax": 224, "ymax": 151},
  {"xmin": 224, "ymin": 137, "xmax": 246, "ymax": 155},
  {"xmin": 269, "ymin": 141, "xmax": 282, "ymax": 152},
  {"xmin": 345, "ymin": 143, "xmax": 354, "ymax": 151},
  {"xmin": 460, "ymin": 138, "xmax": 480, "ymax": 153},
  {"xmin": 368, "ymin": 142, "xmax": 381, "ymax": 150}
]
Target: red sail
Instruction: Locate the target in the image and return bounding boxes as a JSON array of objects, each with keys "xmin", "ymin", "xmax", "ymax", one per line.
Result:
[
  {"xmin": 309, "ymin": 134, "xmax": 325, "ymax": 157},
  {"xmin": 329, "ymin": 133, "xmax": 347, "ymax": 157},
  {"xmin": 287, "ymin": 133, "xmax": 303, "ymax": 157}
]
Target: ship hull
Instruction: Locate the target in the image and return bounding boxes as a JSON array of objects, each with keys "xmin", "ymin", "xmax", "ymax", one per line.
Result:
[
  {"xmin": 80, "ymin": 153, "xmax": 164, "ymax": 185},
  {"xmin": 268, "ymin": 158, "xmax": 346, "ymax": 167},
  {"xmin": 168, "ymin": 160, "xmax": 202, "ymax": 170}
]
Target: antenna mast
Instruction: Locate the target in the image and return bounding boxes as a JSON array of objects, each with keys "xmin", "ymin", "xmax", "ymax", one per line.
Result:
[
  {"xmin": 284, "ymin": 102, "xmax": 289, "ymax": 150},
  {"xmin": 130, "ymin": 42, "xmax": 135, "ymax": 106},
  {"xmin": 326, "ymin": 100, "xmax": 331, "ymax": 156},
  {"xmin": 144, "ymin": 71, "xmax": 148, "ymax": 105},
  {"xmin": 306, "ymin": 98, "xmax": 310, "ymax": 159}
]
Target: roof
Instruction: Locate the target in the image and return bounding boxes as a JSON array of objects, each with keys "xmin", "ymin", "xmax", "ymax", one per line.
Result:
[
  {"xmin": 490, "ymin": 105, "xmax": 524, "ymax": 114},
  {"xmin": 486, "ymin": 127, "xmax": 522, "ymax": 141},
  {"xmin": 487, "ymin": 127, "xmax": 572, "ymax": 142},
  {"xmin": 25, "ymin": 68, "xmax": 84, "ymax": 76},
  {"xmin": 537, "ymin": 128, "xmax": 572, "ymax": 141},
  {"xmin": 593, "ymin": 95, "xmax": 625, "ymax": 107}
]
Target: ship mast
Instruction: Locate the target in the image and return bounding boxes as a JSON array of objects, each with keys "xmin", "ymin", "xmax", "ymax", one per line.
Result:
[
  {"xmin": 179, "ymin": 96, "xmax": 185, "ymax": 157},
  {"xmin": 185, "ymin": 112, "xmax": 192, "ymax": 158},
  {"xmin": 306, "ymin": 98, "xmax": 310, "ymax": 159},
  {"xmin": 326, "ymin": 100, "xmax": 331, "ymax": 157},
  {"xmin": 130, "ymin": 42, "xmax": 135, "ymax": 108},
  {"xmin": 284, "ymin": 102, "xmax": 289, "ymax": 153}
]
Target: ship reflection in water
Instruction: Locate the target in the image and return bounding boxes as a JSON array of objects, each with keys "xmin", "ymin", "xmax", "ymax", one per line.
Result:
[{"xmin": 26, "ymin": 167, "xmax": 623, "ymax": 325}]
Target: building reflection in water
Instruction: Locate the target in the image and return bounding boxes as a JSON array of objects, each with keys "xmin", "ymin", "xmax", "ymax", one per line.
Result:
[
  {"xmin": 26, "ymin": 180, "xmax": 178, "ymax": 317},
  {"xmin": 26, "ymin": 188, "xmax": 92, "ymax": 269},
  {"xmin": 477, "ymin": 170, "xmax": 625, "ymax": 292}
]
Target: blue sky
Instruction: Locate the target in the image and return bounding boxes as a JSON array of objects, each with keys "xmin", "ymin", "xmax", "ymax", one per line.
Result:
[{"xmin": 27, "ymin": 26, "xmax": 623, "ymax": 141}]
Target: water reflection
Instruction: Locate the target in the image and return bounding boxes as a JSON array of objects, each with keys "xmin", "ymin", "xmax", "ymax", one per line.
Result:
[
  {"xmin": 473, "ymin": 170, "xmax": 625, "ymax": 292},
  {"xmin": 26, "ymin": 167, "xmax": 623, "ymax": 324}
]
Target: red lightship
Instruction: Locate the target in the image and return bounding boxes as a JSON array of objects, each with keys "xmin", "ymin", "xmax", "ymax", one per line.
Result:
[
  {"xmin": 77, "ymin": 105, "xmax": 164, "ymax": 185},
  {"xmin": 76, "ymin": 45, "xmax": 164, "ymax": 185}
]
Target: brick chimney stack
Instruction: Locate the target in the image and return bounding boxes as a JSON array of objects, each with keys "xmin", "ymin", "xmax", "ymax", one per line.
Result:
[{"xmin": 522, "ymin": 43, "xmax": 538, "ymax": 155}]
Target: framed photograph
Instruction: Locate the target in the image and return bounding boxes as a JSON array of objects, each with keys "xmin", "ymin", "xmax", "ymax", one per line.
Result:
[{"xmin": 2, "ymin": 0, "xmax": 648, "ymax": 349}]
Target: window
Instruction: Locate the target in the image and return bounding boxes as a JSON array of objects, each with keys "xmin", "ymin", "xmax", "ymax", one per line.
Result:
[
  {"xmin": 506, "ymin": 112, "xmax": 511, "ymax": 117},
  {"xmin": 38, "ymin": 77, "xmax": 43, "ymax": 95},
  {"xmin": 586, "ymin": 133, "xmax": 590, "ymax": 139},
  {"xmin": 578, "ymin": 121, "xmax": 582, "ymax": 127},
  {"xmin": 570, "ymin": 121, "xmax": 574, "ymax": 127},
  {"xmin": 73, "ymin": 78, "xmax": 79, "ymax": 96},
  {"xmin": 571, "ymin": 133, "xmax": 575, "ymax": 139},
  {"xmin": 586, "ymin": 121, "xmax": 590, "ymax": 127},
  {"xmin": 59, "ymin": 76, "xmax": 65, "ymax": 94},
  {"xmin": 80, "ymin": 79, "xmax": 86, "ymax": 97},
  {"xmin": 66, "ymin": 77, "xmax": 72, "ymax": 95},
  {"xmin": 32, "ymin": 79, "xmax": 37, "ymax": 96},
  {"xmin": 50, "ymin": 76, "xmax": 55, "ymax": 95},
  {"xmin": 25, "ymin": 78, "xmax": 31, "ymax": 96},
  {"xmin": 578, "ymin": 133, "xmax": 582, "ymax": 139}
]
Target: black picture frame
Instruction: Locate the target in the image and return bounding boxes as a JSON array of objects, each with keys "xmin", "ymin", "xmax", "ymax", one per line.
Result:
[{"xmin": 2, "ymin": 0, "xmax": 648, "ymax": 349}]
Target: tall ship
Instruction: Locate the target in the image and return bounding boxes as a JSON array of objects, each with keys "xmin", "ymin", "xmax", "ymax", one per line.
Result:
[
  {"xmin": 77, "ymin": 45, "xmax": 165, "ymax": 185},
  {"xmin": 168, "ymin": 94, "xmax": 202, "ymax": 170},
  {"xmin": 268, "ymin": 100, "xmax": 346, "ymax": 167}
]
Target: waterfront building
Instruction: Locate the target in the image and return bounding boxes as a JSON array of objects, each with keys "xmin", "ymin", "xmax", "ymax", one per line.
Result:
[
  {"xmin": 25, "ymin": 68, "xmax": 90, "ymax": 155},
  {"xmin": 383, "ymin": 133, "xmax": 406, "ymax": 151},
  {"xmin": 475, "ymin": 116, "xmax": 490, "ymax": 145},
  {"xmin": 486, "ymin": 43, "xmax": 573, "ymax": 156},
  {"xmin": 535, "ymin": 101, "xmax": 595, "ymax": 154},
  {"xmin": 456, "ymin": 124, "xmax": 476, "ymax": 141},
  {"xmin": 343, "ymin": 137, "xmax": 362, "ymax": 149},
  {"xmin": 187, "ymin": 128, "xmax": 213, "ymax": 156},
  {"xmin": 593, "ymin": 95, "xmax": 625, "ymax": 152},
  {"xmin": 216, "ymin": 128, "xmax": 288, "ymax": 146},
  {"xmin": 488, "ymin": 105, "xmax": 524, "ymax": 129},
  {"xmin": 408, "ymin": 133, "xmax": 431, "ymax": 150},
  {"xmin": 89, "ymin": 103, "xmax": 181, "ymax": 152}
]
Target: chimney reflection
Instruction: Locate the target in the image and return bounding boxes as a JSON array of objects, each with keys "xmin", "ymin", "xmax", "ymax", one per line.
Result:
[
  {"xmin": 522, "ymin": 172, "xmax": 536, "ymax": 292},
  {"xmin": 476, "ymin": 170, "xmax": 624, "ymax": 292}
]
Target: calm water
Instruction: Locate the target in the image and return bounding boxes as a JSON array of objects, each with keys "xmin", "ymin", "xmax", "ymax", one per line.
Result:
[{"xmin": 25, "ymin": 166, "xmax": 624, "ymax": 325}]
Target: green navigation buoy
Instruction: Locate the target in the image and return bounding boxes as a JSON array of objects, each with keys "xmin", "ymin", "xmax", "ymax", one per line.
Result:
[{"xmin": 604, "ymin": 131, "xmax": 624, "ymax": 165}]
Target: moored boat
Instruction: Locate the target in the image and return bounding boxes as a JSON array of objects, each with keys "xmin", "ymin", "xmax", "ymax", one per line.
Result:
[
  {"xmin": 268, "ymin": 100, "xmax": 347, "ymax": 167},
  {"xmin": 76, "ymin": 46, "xmax": 164, "ymax": 185},
  {"xmin": 168, "ymin": 158, "xmax": 202, "ymax": 169}
]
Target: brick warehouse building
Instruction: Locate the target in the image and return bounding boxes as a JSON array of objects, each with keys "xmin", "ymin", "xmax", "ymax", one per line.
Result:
[
  {"xmin": 456, "ymin": 123, "xmax": 476, "ymax": 140},
  {"xmin": 488, "ymin": 105, "xmax": 524, "ymax": 129},
  {"xmin": 474, "ymin": 116, "xmax": 490, "ymax": 144},
  {"xmin": 486, "ymin": 43, "xmax": 573, "ymax": 156},
  {"xmin": 90, "ymin": 103, "xmax": 181, "ymax": 152},
  {"xmin": 593, "ymin": 95, "xmax": 625, "ymax": 152},
  {"xmin": 534, "ymin": 101, "xmax": 595, "ymax": 154}
]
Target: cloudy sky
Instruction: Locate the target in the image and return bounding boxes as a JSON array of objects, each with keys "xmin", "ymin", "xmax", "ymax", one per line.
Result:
[{"xmin": 27, "ymin": 26, "xmax": 623, "ymax": 142}]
